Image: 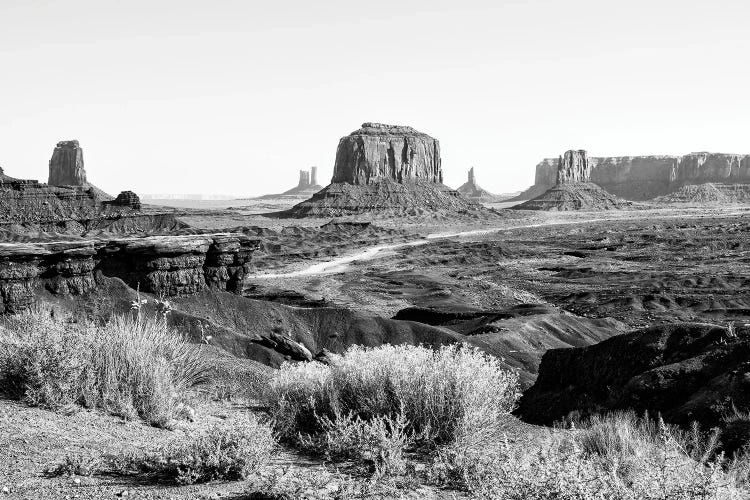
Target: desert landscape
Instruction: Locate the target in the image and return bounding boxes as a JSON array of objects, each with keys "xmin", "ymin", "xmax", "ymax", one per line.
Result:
[
  {"xmin": 1, "ymin": 119, "xmax": 750, "ymax": 499},
  {"xmin": 3, "ymin": 2, "xmax": 750, "ymax": 499}
]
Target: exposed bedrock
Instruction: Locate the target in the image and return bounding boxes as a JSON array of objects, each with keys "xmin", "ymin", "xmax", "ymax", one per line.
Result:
[
  {"xmin": 518, "ymin": 323, "xmax": 750, "ymax": 439},
  {"xmin": 530, "ymin": 153, "xmax": 750, "ymax": 200},
  {"xmin": 0, "ymin": 234, "xmax": 259, "ymax": 313},
  {"xmin": 457, "ymin": 167, "xmax": 495, "ymax": 200},
  {"xmin": 282, "ymin": 122, "xmax": 482, "ymax": 217},
  {"xmin": 515, "ymin": 149, "xmax": 630, "ymax": 211},
  {"xmin": 331, "ymin": 122, "xmax": 443, "ymax": 184},
  {"xmin": 103, "ymin": 190, "xmax": 142, "ymax": 210},
  {"xmin": 556, "ymin": 150, "xmax": 591, "ymax": 184},
  {"xmin": 49, "ymin": 140, "xmax": 87, "ymax": 186}
]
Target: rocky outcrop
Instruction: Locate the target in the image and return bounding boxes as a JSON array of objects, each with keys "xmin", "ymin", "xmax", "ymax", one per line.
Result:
[
  {"xmin": 457, "ymin": 167, "xmax": 495, "ymax": 201},
  {"xmin": 49, "ymin": 140, "xmax": 87, "ymax": 186},
  {"xmin": 0, "ymin": 234, "xmax": 259, "ymax": 313},
  {"xmin": 332, "ymin": 123, "xmax": 442, "ymax": 184},
  {"xmin": 0, "ymin": 179, "xmax": 102, "ymax": 224},
  {"xmin": 515, "ymin": 150, "xmax": 630, "ymax": 211},
  {"xmin": 518, "ymin": 323, "xmax": 750, "ymax": 437},
  {"xmin": 258, "ymin": 167, "xmax": 323, "ymax": 199},
  {"xmin": 103, "ymin": 191, "xmax": 141, "ymax": 210},
  {"xmin": 557, "ymin": 150, "xmax": 591, "ymax": 184},
  {"xmin": 282, "ymin": 123, "xmax": 482, "ymax": 217},
  {"xmin": 523, "ymin": 152, "xmax": 750, "ymax": 201}
]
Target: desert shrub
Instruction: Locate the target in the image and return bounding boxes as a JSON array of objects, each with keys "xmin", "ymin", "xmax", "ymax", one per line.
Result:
[
  {"xmin": 300, "ymin": 411, "xmax": 412, "ymax": 477},
  {"xmin": 432, "ymin": 412, "xmax": 746, "ymax": 499},
  {"xmin": 264, "ymin": 344, "xmax": 519, "ymax": 449},
  {"xmin": 110, "ymin": 414, "xmax": 274, "ymax": 485},
  {"xmin": 0, "ymin": 311, "xmax": 209, "ymax": 426}
]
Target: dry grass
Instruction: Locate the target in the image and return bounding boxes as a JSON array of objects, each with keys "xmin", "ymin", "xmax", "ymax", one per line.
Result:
[
  {"xmin": 264, "ymin": 344, "xmax": 520, "ymax": 450},
  {"xmin": 0, "ymin": 311, "xmax": 209, "ymax": 427},
  {"xmin": 432, "ymin": 412, "xmax": 749, "ymax": 499},
  {"xmin": 109, "ymin": 414, "xmax": 275, "ymax": 485}
]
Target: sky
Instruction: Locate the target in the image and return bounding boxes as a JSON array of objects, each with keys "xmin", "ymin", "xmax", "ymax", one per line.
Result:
[{"xmin": 1, "ymin": 0, "xmax": 749, "ymax": 197}]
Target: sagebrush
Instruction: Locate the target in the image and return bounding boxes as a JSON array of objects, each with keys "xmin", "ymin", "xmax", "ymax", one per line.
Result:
[
  {"xmin": 264, "ymin": 344, "xmax": 520, "ymax": 451},
  {"xmin": 0, "ymin": 311, "xmax": 208, "ymax": 426},
  {"xmin": 110, "ymin": 414, "xmax": 275, "ymax": 484}
]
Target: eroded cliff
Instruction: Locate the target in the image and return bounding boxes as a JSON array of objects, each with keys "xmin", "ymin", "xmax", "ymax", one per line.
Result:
[{"xmin": 0, "ymin": 234, "xmax": 259, "ymax": 313}]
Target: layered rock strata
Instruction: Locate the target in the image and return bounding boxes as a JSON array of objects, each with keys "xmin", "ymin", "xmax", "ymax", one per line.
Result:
[
  {"xmin": 0, "ymin": 234, "xmax": 259, "ymax": 313},
  {"xmin": 523, "ymin": 152, "xmax": 750, "ymax": 201},
  {"xmin": 49, "ymin": 140, "xmax": 87, "ymax": 186},
  {"xmin": 103, "ymin": 191, "xmax": 142, "ymax": 210},
  {"xmin": 283, "ymin": 123, "xmax": 480, "ymax": 217},
  {"xmin": 515, "ymin": 150, "xmax": 630, "ymax": 211},
  {"xmin": 556, "ymin": 150, "xmax": 591, "ymax": 184},
  {"xmin": 332, "ymin": 123, "xmax": 442, "ymax": 184}
]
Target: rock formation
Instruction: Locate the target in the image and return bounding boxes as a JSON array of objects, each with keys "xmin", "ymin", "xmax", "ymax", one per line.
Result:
[
  {"xmin": 556, "ymin": 150, "xmax": 591, "ymax": 184},
  {"xmin": 104, "ymin": 190, "xmax": 142, "ymax": 210},
  {"xmin": 515, "ymin": 150, "xmax": 631, "ymax": 211},
  {"xmin": 517, "ymin": 322, "xmax": 750, "ymax": 450},
  {"xmin": 258, "ymin": 166, "xmax": 324, "ymax": 199},
  {"xmin": 282, "ymin": 123, "xmax": 480, "ymax": 217},
  {"xmin": 518, "ymin": 152, "xmax": 750, "ymax": 201},
  {"xmin": 49, "ymin": 140, "xmax": 87, "ymax": 186},
  {"xmin": 0, "ymin": 178, "xmax": 102, "ymax": 225},
  {"xmin": 457, "ymin": 167, "xmax": 495, "ymax": 201},
  {"xmin": 0, "ymin": 234, "xmax": 260, "ymax": 313},
  {"xmin": 331, "ymin": 123, "xmax": 442, "ymax": 184}
]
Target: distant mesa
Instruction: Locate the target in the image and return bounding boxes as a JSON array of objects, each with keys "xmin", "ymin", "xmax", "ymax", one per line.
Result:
[
  {"xmin": 456, "ymin": 167, "xmax": 495, "ymax": 201},
  {"xmin": 281, "ymin": 122, "xmax": 480, "ymax": 217},
  {"xmin": 515, "ymin": 152, "xmax": 750, "ymax": 202},
  {"xmin": 258, "ymin": 166, "xmax": 323, "ymax": 199},
  {"xmin": 0, "ymin": 140, "xmax": 142, "ymax": 228},
  {"xmin": 515, "ymin": 149, "xmax": 631, "ymax": 211}
]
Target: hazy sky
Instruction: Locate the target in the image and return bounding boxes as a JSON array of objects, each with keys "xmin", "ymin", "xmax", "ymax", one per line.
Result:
[{"xmin": 2, "ymin": 0, "xmax": 749, "ymax": 196}]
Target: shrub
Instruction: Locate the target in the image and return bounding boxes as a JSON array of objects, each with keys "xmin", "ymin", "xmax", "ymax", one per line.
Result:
[
  {"xmin": 110, "ymin": 414, "xmax": 274, "ymax": 485},
  {"xmin": 0, "ymin": 311, "xmax": 209, "ymax": 426},
  {"xmin": 301, "ymin": 411, "xmax": 412, "ymax": 476},
  {"xmin": 432, "ymin": 412, "xmax": 746, "ymax": 499},
  {"xmin": 264, "ymin": 344, "xmax": 520, "ymax": 449}
]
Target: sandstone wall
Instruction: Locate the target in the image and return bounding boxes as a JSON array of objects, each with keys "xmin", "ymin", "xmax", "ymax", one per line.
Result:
[
  {"xmin": 49, "ymin": 140, "xmax": 87, "ymax": 186},
  {"xmin": 0, "ymin": 234, "xmax": 259, "ymax": 313},
  {"xmin": 532, "ymin": 152, "xmax": 750, "ymax": 200},
  {"xmin": 556, "ymin": 150, "xmax": 591, "ymax": 184},
  {"xmin": 331, "ymin": 123, "xmax": 442, "ymax": 185}
]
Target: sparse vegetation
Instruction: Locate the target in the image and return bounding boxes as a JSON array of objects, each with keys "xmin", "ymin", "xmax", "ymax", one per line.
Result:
[
  {"xmin": 0, "ymin": 310, "xmax": 209, "ymax": 426},
  {"xmin": 432, "ymin": 411, "xmax": 748, "ymax": 499},
  {"xmin": 109, "ymin": 414, "xmax": 275, "ymax": 485},
  {"xmin": 264, "ymin": 344, "xmax": 520, "ymax": 451}
]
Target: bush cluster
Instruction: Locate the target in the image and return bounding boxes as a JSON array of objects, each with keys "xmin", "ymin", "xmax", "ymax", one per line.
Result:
[
  {"xmin": 433, "ymin": 411, "xmax": 749, "ymax": 499},
  {"xmin": 111, "ymin": 414, "xmax": 275, "ymax": 485},
  {"xmin": 0, "ymin": 311, "xmax": 208, "ymax": 426},
  {"xmin": 264, "ymin": 344, "xmax": 520, "ymax": 450}
]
